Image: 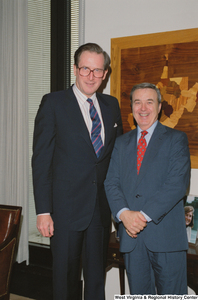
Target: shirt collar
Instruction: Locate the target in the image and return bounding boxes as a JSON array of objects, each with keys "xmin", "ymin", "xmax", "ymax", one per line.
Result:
[
  {"xmin": 73, "ymin": 83, "xmax": 97, "ymax": 103},
  {"xmin": 137, "ymin": 120, "xmax": 158, "ymax": 137}
]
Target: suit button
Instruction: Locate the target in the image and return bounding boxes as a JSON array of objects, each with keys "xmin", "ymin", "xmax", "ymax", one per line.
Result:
[
  {"xmin": 92, "ymin": 181, "xmax": 96, "ymax": 184},
  {"xmin": 136, "ymin": 194, "xmax": 141, "ymax": 198}
]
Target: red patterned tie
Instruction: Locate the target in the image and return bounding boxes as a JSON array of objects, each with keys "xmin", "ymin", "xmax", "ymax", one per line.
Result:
[{"xmin": 137, "ymin": 131, "xmax": 148, "ymax": 174}]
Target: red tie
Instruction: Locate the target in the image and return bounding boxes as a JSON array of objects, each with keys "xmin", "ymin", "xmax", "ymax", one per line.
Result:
[{"xmin": 137, "ymin": 131, "xmax": 148, "ymax": 174}]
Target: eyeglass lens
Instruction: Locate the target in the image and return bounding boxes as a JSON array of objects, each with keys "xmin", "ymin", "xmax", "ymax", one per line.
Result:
[{"xmin": 79, "ymin": 67, "xmax": 104, "ymax": 78}]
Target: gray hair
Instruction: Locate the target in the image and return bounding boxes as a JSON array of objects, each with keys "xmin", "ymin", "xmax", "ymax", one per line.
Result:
[{"xmin": 130, "ymin": 82, "xmax": 162, "ymax": 104}]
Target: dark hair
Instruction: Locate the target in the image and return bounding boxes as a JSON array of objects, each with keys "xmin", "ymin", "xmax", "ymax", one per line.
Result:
[
  {"xmin": 74, "ymin": 43, "xmax": 110, "ymax": 70},
  {"xmin": 130, "ymin": 82, "xmax": 162, "ymax": 104},
  {"xmin": 184, "ymin": 206, "xmax": 194, "ymax": 228}
]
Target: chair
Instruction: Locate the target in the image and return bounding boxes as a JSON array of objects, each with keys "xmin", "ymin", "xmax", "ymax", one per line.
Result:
[{"xmin": 0, "ymin": 205, "xmax": 22, "ymax": 300}]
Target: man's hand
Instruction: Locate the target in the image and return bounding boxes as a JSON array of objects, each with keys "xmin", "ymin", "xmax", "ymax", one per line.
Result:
[
  {"xmin": 120, "ymin": 210, "xmax": 147, "ymax": 238},
  {"xmin": 37, "ymin": 215, "xmax": 54, "ymax": 237}
]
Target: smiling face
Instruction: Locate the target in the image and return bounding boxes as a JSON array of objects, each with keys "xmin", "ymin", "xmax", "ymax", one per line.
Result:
[
  {"xmin": 73, "ymin": 51, "xmax": 108, "ymax": 98},
  {"xmin": 185, "ymin": 211, "xmax": 193, "ymax": 226},
  {"xmin": 132, "ymin": 88, "xmax": 162, "ymax": 130}
]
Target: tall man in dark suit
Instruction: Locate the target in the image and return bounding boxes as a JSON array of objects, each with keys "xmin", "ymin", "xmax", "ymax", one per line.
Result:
[
  {"xmin": 32, "ymin": 43, "xmax": 122, "ymax": 300},
  {"xmin": 104, "ymin": 82, "xmax": 190, "ymax": 294}
]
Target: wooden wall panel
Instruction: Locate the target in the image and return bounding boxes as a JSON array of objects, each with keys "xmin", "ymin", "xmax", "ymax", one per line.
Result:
[{"xmin": 111, "ymin": 28, "xmax": 198, "ymax": 168}]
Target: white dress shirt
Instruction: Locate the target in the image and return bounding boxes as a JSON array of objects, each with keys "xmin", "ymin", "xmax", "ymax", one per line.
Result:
[{"xmin": 72, "ymin": 84, "xmax": 105, "ymax": 144}]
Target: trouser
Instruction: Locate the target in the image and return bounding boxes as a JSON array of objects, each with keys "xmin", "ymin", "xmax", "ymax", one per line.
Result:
[
  {"xmin": 51, "ymin": 201, "xmax": 110, "ymax": 300},
  {"xmin": 124, "ymin": 236, "xmax": 187, "ymax": 295}
]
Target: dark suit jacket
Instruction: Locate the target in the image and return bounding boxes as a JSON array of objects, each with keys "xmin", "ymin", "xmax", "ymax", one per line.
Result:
[
  {"xmin": 105, "ymin": 122, "xmax": 191, "ymax": 253},
  {"xmin": 32, "ymin": 86, "xmax": 122, "ymax": 231}
]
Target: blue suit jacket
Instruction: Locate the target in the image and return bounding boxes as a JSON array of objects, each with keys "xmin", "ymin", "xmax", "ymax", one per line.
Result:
[
  {"xmin": 32, "ymin": 86, "xmax": 122, "ymax": 231},
  {"xmin": 105, "ymin": 122, "xmax": 190, "ymax": 253}
]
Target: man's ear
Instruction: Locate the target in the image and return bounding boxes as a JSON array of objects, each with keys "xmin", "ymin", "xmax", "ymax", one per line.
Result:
[
  {"xmin": 102, "ymin": 69, "xmax": 108, "ymax": 80},
  {"xmin": 158, "ymin": 102, "xmax": 162, "ymax": 113}
]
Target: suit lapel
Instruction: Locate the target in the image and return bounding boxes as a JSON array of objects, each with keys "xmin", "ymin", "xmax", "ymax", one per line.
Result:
[
  {"xmin": 62, "ymin": 89, "xmax": 117, "ymax": 159},
  {"xmin": 62, "ymin": 88, "xmax": 94, "ymax": 152},
  {"xmin": 136, "ymin": 122, "xmax": 167, "ymax": 186},
  {"xmin": 124, "ymin": 129, "xmax": 138, "ymax": 186},
  {"xmin": 97, "ymin": 94, "xmax": 113, "ymax": 158}
]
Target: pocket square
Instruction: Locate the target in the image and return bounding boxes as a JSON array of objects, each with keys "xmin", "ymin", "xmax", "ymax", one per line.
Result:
[{"xmin": 114, "ymin": 123, "xmax": 117, "ymax": 128}]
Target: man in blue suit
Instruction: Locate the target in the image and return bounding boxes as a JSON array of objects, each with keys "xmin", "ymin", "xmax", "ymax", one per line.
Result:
[
  {"xmin": 32, "ymin": 43, "xmax": 122, "ymax": 300},
  {"xmin": 104, "ymin": 82, "xmax": 190, "ymax": 295}
]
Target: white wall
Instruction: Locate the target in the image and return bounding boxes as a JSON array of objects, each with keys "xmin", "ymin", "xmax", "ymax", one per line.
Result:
[
  {"xmin": 84, "ymin": 0, "xmax": 198, "ymax": 298},
  {"xmin": 84, "ymin": 0, "xmax": 198, "ymax": 94}
]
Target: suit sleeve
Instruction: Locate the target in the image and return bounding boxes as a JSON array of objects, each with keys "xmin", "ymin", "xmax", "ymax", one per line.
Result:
[
  {"xmin": 32, "ymin": 94, "xmax": 56, "ymax": 214},
  {"xmin": 142, "ymin": 131, "xmax": 191, "ymax": 224},
  {"xmin": 104, "ymin": 138, "xmax": 129, "ymax": 222}
]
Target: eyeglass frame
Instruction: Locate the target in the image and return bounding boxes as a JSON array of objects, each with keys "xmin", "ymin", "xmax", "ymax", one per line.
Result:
[{"xmin": 77, "ymin": 66, "xmax": 105, "ymax": 78}]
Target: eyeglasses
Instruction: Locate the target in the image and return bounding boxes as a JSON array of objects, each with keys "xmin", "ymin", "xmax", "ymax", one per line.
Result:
[{"xmin": 77, "ymin": 66, "xmax": 105, "ymax": 78}]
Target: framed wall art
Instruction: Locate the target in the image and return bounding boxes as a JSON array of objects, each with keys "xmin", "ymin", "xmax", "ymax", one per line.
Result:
[
  {"xmin": 185, "ymin": 195, "xmax": 198, "ymax": 245},
  {"xmin": 111, "ymin": 28, "xmax": 198, "ymax": 168}
]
